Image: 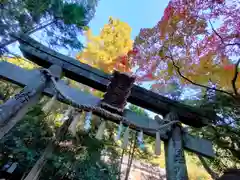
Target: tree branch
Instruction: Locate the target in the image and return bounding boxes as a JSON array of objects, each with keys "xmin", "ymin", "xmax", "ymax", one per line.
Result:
[
  {"xmin": 0, "ymin": 19, "xmax": 55, "ymax": 49},
  {"xmin": 209, "ymin": 21, "xmax": 240, "ymax": 95},
  {"xmin": 168, "ymin": 54, "xmax": 235, "ymax": 97},
  {"xmin": 209, "ymin": 21, "xmax": 240, "ymax": 47},
  {"xmin": 231, "ymin": 58, "xmax": 240, "ymax": 95}
]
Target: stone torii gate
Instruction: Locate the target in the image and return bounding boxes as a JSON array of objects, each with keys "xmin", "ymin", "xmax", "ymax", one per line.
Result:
[{"xmin": 0, "ymin": 34, "xmax": 216, "ymax": 180}]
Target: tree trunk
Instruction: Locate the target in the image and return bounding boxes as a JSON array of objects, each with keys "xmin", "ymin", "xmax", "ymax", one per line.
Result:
[
  {"xmin": 24, "ymin": 141, "xmax": 54, "ymax": 180},
  {"xmin": 24, "ymin": 110, "xmax": 74, "ymax": 180},
  {"xmin": 197, "ymin": 154, "xmax": 219, "ymax": 179},
  {"xmin": 124, "ymin": 132, "xmax": 137, "ymax": 180},
  {"xmin": 118, "ymin": 149, "xmax": 125, "ymax": 180}
]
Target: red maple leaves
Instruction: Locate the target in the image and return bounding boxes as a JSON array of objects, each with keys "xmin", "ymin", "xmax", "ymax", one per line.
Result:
[
  {"xmin": 127, "ymin": 48, "xmax": 138, "ymax": 56},
  {"xmin": 214, "ymin": 0, "xmax": 224, "ymax": 4},
  {"xmin": 163, "ymin": 3, "xmax": 174, "ymax": 21},
  {"xmin": 224, "ymin": 64, "xmax": 235, "ymax": 71}
]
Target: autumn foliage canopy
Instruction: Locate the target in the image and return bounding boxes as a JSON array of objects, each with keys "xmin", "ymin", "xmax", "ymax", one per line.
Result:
[
  {"xmin": 77, "ymin": 0, "xmax": 240, "ymax": 97},
  {"xmin": 132, "ymin": 0, "xmax": 240, "ymax": 96}
]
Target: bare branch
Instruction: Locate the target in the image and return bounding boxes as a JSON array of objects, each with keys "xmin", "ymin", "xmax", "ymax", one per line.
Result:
[{"xmin": 232, "ymin": 58, "xmax": 240, "ymax": 95}]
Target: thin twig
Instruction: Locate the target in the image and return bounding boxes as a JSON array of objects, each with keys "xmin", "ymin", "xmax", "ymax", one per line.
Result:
[{"xmin": 231, "ymin": 58, "xmax": 240, "ymax": 95}]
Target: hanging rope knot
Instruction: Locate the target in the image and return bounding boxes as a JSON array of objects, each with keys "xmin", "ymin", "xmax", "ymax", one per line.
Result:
[
  {"xmin": 154, "ymin": 115, "xmax": 180, "ymax": 140},
  {"xmin": 40, "ymin": 65, "xmax": 62, "ymax": 81},
  {"xmin": 40, "ymin": 69, "xmax": 53, "ymax": 79}
]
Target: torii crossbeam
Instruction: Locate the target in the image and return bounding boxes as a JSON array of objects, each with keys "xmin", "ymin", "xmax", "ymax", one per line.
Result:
[{"xmin": 16, "ymin": 34, "xmax": 217, "ymax": 128}]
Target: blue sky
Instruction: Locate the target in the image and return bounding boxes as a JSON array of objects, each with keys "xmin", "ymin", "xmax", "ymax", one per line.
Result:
[
  {"xmin": 8, "ymin": 0, "xmax": 170, "ymax": 55},
  {"xmin": 88, "ymin": 0, "xmax": 169, "ymax": 39}
]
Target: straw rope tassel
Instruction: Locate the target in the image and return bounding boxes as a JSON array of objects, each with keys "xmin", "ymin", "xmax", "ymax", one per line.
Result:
[
  {"xmin": 137, "ymin": 130, "xmax": 143, "ymax": 142},
  {"xmin": 121, "ymin": 126, "xmax": 130, "ymax": 149},
  {"xmin": 60, "ymin": 107, "xmax": 74, "ymax": 122},
  {"xmin": 69, "ymin": 112, "xmax": 82, "ymax": 136},
  {"xmin": 155, "ymin": 131, "xmax": 161, "ymax": 155},
  {"xmin": 84, "ymin": 111, "xmax": 92, "ymax": 131},
  {"xmin": 115, "ymin": 122, "xmax": 123, "ymax": 141},
  {"xmin": 138, "ymin": 130, "xmax": 145, "ymax": 150},
  {"xmin": 42, "ymin": 95, "xmax": 57, "ymax": 113},
  {"xmin": 95, "ymin": 120, "xmax": 106, "ymax": 140},
  {"xmin": 78, "ymin": 113, "xmax": 86, "ymax": 131}
]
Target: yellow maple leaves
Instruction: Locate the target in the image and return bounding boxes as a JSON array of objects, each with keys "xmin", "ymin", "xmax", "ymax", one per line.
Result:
[
  {"xmin": 180, "ymin": 52, "xmax": 240, "ymax": 93},
  {"xmin": 76, "ymin": 17, "xmax": 133, "ymax": 73},
  {"xmin": 0, "ymin": 56, "xmax": 37, "ymax": 69}
]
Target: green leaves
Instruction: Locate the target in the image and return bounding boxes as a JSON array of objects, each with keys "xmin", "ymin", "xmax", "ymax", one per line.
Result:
[
  {"xmin": 50, "ymin": 0, "xmax": 63, "ymax": 18},
  {"xmin": 62, "ymin": 4, "xmax": 87, "ymax": 27},
  {"xmin": 24, "ymin": 0, "xmax": 51, "ymax": 21},
  {"xmin": 167, "ymin": 61, "xmax": 174, "ymax": 76},
  {"xmin": 158, "ymin": 49, "xmax": 165, "ymax": 58},
  {"xmin": 1, "ymin": 0, "xmax": 97, "ymax": 54},
  {"xmin": 129, "ymin": 104, "xmax": 149, "ymax": 117}
]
